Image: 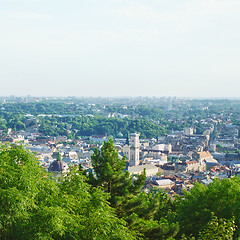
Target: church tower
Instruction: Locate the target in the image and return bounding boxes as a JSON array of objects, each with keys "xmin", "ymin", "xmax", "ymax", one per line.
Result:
[{"xmin": 129, "ymin": 133, "xmax": 140, "ymax": 166}]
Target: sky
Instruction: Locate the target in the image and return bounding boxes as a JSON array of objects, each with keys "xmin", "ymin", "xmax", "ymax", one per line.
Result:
[{"xmin": 0, "ymin": 0, "xmax": 240, "ymax": 98}]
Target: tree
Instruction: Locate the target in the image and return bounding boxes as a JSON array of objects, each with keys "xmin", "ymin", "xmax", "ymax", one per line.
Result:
[
  {"xmin": 89, "ymin": 139, "xmax": 179, "ymax": 240},
  {"xmin": 198, "ymin": 214, "xmax": 235, "ymax": 240},
  {"xmin": 177, "ymin": 178, "xmax": 240, "ymax": 238},
  {"xmin": 124, "ymin": 189, "xmax": 179, "ymax": 240},
  {"xmin": 56, "ymin": 152, "xmax": 62, "ymax": 161},
  {"xmin": 56, "ymin": 168, "xmax": 136, "ymax": 240},
  {"xmin": 0, "ymin": 144, "xmax": 54, "ymax": 239},
  {"xmin": 90, "ymin": 138, "xmax": 145, "ymax": 210},
  {"xmin": 0, "ymin": 144, "xmax": 136, "ymax": 239}
]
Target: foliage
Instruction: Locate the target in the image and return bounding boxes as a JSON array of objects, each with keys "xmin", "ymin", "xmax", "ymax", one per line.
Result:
[
  {"xmin": 1, "ymin": 99, "xmax": 239, "ymax": 139},
  {"xmin": 89, "ymin": 139, "xmax": 179, "ymax": 240},
  {"xmin": 1, "ymin": 142, "xmax": 240, "ymax": 239},
  {"xmin": 177, "ymin": 178, "xmax": 240, "ymax": 239},
  {"xmin": 180, "ymin": 214, "xmax": 236, "ymax": 240},
  {"xmin": 0, "ymin": 144, "xmax": 135, "ymax": 240},
  {"xmin": 90, "ymin": 138, "xmax": 145, "ymax": 209},
  {"xmin": 198, "ymin": 213, "xmax": 235, "ymax": 240}
]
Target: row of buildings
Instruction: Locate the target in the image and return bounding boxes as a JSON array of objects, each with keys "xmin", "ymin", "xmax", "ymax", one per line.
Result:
[{"xmin": 0, "ymin": 119, "xmax": 239, "ymax": 197}]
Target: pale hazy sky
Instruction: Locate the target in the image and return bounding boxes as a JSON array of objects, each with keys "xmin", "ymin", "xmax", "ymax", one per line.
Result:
[{"xmin": 0, "ymin": 0, "xmax": 240, "ymax": 97}]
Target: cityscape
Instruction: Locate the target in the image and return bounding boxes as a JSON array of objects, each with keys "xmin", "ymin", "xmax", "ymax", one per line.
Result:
[
  {"xmin": 0, "ymin": 96, "xmax": 240, "ymax": 239},
  {"xmin": 1, "ymin": 96, "xmax": 239, "ymax": 195},
  {"xmin": 1, "ymin": 0, "xmax": 240, "ymax": 238}
]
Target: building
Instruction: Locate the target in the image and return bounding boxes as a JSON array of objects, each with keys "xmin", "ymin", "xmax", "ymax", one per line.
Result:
[
  {"xmin": 155, "ymin": 179, "xmax": 175, "ymax": 189},
  {"xmin": 175, "ymin": 160, "xmax": 206, "ymax": 173},
  {"xmin": 128, "ymin": 164, "xmax": 159, "ymax": 177},
  {"xmin": 184, "ymin": 127, "xmax": 194, "ymax": 135},
  {"xmin": 48, "ymin": 159, "xmax": 69, "ymax": 173},
  {"xmin": 194, "ymin": 151, "xmax": 218, "ymax": 166},
  {"xmin": 123, "ymin": 144, "xmax": 130, "ymax": 160},
  {"xmin": 129, "ymin": 133, "xmax": 140, "ymax": 166},
  {"xmin": 151, "ymin": 144, "xmax": 172, "ymax": 154}
]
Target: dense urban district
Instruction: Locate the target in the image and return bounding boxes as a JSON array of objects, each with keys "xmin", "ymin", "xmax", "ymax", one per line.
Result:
[{"xmin": 1, "ymin": 96, "xmax": 240, "ymax": 239}]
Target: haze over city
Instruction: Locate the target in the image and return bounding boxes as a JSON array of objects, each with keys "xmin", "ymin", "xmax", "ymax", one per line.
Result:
[{"xmin": 1, "ymin": 0, "xmax": 240, "ymax": 97}]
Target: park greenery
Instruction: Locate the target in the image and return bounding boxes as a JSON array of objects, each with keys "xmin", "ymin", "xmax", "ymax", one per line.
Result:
[
  {"xmin": 0, "ymin": 98, "xmax": 239, "ymax": 139},
  {"xmin": 1, "ymin": 140, "xmax": 240, "ymax": 239}
]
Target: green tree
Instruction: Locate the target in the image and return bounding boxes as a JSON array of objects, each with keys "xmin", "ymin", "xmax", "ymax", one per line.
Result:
[
  {"xmin": 56, "ymin": 151, "xmax": 62, "ymax": 161},
  {"xmin": 0, "ymin": 144, "xmax": 55, "ymax": 239},
  {"xmin": 89, "ymin": 139, "xmax": 179, "ymax": 240},
  {"xmin": 56, "ymin": 168, "xmax": 136, "ymax": 240},
  {"xmin": 90, "ymin": 138, "xmax": 145, "ymax": 210},
  {"xmin": 124, "ymin": 190, "xmax": 179, "ymax": 240},
  {"xmin": 177, "ymin": 178, "xmax": 240, "ymax": 238},
  {"xmin": 0, "ymin": 144, "xmax": 136, "ymax": 239},
  {"xmin": 198, "ymin": 213, "xmax": 235, "ymax": 240}
]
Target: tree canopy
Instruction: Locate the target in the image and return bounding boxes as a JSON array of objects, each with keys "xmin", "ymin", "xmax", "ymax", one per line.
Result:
[
  {"xmin": 1, "ymin": 142, "xmax": 240, "ymax": 239},
  {"xmin": 0, "ymin": 144, "xmax": 135, "ymax": 240}
]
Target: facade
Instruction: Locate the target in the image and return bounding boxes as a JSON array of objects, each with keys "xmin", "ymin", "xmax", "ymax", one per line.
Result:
[
  {"xmin": 175, "ymin": 160, "xmax": 206, "ymax": 173},
  {"xmin": 123, "ymin": 144, "xmax": 130, "ymax": 160}
]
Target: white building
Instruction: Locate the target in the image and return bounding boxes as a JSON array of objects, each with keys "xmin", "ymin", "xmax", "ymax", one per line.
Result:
[
  {"xmin": 128, "ymin": 164, "xmax": 159, "ymax": 177},
  {"xmin": 151, "ymin": 144, "xmax": 172, "ymax": 154},
  {"xmin": 123, "ymin": 144, "xmax": 130, "ymax": 160},
  {"xmin": 155, "ymin": 179, "xmax": 174, "ymax": 189},
  {"xmin": 146, "ymin": 158, "xmax": 168, "ymax": 166},
  {"xmin": 184, "ymin": 127, "xmax": 194, "ymax": 135}
]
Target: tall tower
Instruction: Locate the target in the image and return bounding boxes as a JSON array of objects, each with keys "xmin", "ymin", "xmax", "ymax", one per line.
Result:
[{"xmin": 129, "ymin": 133, "xmax": 140, "ymax": 166}]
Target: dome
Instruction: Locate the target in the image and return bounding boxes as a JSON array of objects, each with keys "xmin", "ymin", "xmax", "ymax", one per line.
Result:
[{"xmin": 48, "ymin": 160, "xmax": 69, "ymax": 173}]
